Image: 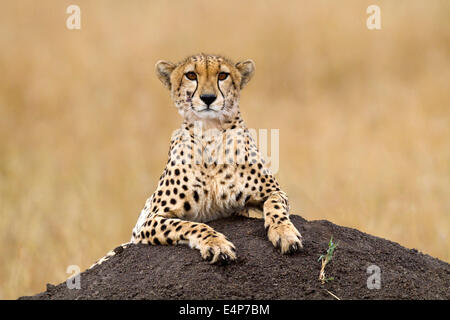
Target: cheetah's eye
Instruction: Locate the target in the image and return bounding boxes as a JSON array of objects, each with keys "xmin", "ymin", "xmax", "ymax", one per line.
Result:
[
  {"xmin": 185, "ymin": 72, "xmax": 197, "ymax": 81},
  {"xmin": 218, "ymin": 72, "xmax": 229, "ymax": 81}
]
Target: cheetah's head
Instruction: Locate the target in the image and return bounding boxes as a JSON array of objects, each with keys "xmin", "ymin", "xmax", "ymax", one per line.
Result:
[{"xmin": 155, "ymin": 54, "xmax": 255, "ymax": 124}]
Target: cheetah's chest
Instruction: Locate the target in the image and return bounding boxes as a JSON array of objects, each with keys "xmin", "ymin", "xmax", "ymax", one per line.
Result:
[{"xmin": 187, "ymin": 164, "xmax": 247, "ymax": 222}]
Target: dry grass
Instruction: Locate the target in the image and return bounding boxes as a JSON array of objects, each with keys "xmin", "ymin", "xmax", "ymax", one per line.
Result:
[{"xmin": 0, "ymin": 0, "xmax": 449, "ymax": 299}]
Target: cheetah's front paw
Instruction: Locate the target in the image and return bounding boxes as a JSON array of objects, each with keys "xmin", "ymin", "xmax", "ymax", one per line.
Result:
[
  {"xmin": 199, "ymin": 234, "xmax": 237, "ymax": 265},
  {"xmin": 267, "ymin": 223, "xmax": 303, "ymax": 254}
]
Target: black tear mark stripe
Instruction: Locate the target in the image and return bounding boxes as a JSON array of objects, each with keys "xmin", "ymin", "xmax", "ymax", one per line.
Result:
[
  {"xmin": 217, "ymin": 81, "xmax": 225, "ymax": 100},
  {"xmin": 192, "ymin": 79, "xmax": 198, "ymax": 99},
  {"xmin": 216, "ymin": 63, "xmax": 226, "ymax": 108},
  {"xmin": 190, "ymin": 63, "xmax": 199, "ymax": 99},
  {"xmin": 217, "ymin": 74, "xmax": 225, "ymax": 101}
]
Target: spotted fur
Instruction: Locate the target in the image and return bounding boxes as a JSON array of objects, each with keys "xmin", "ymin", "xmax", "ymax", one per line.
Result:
[{"xmin": 91, "ymin": 54, "xmax": 302, "ymax": 267}]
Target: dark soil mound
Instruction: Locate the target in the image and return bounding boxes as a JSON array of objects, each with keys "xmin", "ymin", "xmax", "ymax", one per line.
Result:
[{"xmin": 20, "ymin": 216, "xmax": 449, "ymax": 300}]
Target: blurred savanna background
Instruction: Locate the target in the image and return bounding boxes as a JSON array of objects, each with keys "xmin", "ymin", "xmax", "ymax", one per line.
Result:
[{"xmin": 0, "ymin": 0, "xmax": 449, "ymax": 299}]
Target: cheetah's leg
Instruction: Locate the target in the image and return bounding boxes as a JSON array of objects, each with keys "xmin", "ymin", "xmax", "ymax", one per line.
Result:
[
  {"xmin": 233, "ymin": 208, "xmax": 262, "ymax": 219},
  {"xmin": 263, "ymin": 191, "xmax": 303, "ymax": 254},
  {"xmin": 135, "ymin": 214, "xmax": 236, "ymax": 264}
]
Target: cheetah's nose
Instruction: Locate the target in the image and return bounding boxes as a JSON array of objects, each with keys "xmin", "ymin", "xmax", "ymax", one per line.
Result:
[{"xmin": 200, "ymin": 94, "xmax": 217, "ymax": 107}]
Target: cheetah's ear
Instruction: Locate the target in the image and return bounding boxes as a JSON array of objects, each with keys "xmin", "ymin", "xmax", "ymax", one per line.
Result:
[
  {"xmin": 235, "ymin": 60, "xmax": 255, "ymax": 89},
  {"xmin": 155, "ymin": 60, "xmax": 176, "ymax": 90}
]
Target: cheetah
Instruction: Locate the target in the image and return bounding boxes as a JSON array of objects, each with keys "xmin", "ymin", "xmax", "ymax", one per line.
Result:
[{"xmin": 92, "ymin": 54, "xmax": 302, "ymax": 267}]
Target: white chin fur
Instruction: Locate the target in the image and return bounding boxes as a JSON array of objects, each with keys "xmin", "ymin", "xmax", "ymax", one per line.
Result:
[
  {"xmin": 180, "ymin": 104, "xmax": 236, "ymax": 123},
  {"xmin": 195, "ymin": 110, "xmax": 220, "ymax": 119}
]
